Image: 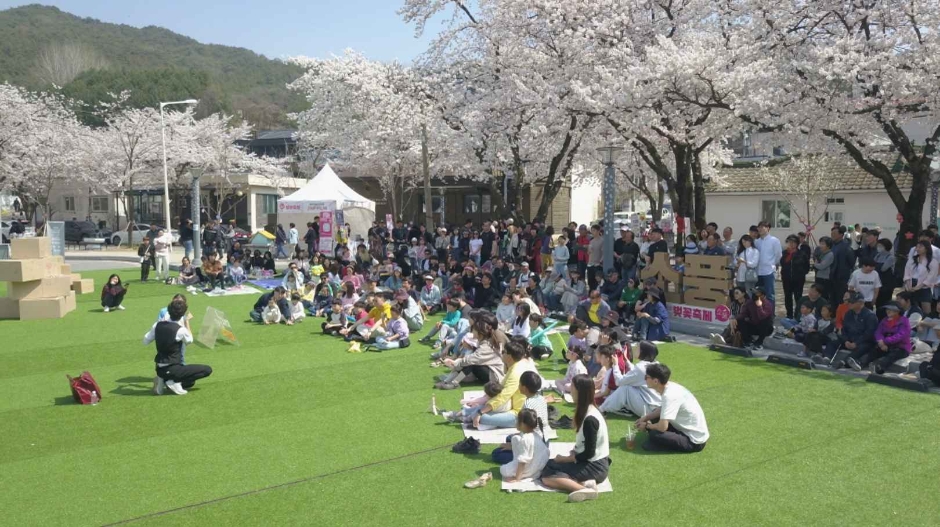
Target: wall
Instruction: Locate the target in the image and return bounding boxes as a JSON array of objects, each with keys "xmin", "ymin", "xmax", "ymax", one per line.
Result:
[
  {"xmin": 705, "ymin": 190, "xmax": 933, "ymax": 242},
  {"xmin": 570, "ymin": 178, "xmax": 601, "ymax": 227}
]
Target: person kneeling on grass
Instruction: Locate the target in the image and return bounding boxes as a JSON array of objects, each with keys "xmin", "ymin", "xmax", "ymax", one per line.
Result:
[
  {"xmin": 635, "ymin": 363, "xmax": 709, "ymax": 453},
  {"xmin": 540, "ymin": 374, "xmax": 611, "ymax": 503},
  {"xmin": 250, "ymin": 286, "xmax": 293, "ymax": 326},
  {"xmin": 367, "ymin": 305, "xmax": 411, "ymax": 351},
  {"xmin": 143, "ymin": 296, "xmax": 211, "ymax": 396},
  {"xmin": 101, "ymin": 274, "xmax": 128, "ymax": 312}
]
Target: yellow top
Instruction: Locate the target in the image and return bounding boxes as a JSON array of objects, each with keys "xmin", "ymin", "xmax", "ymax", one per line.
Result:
[
  {"xmin": 368, "ymin": 303, "xmax": 391, "ymax": 325},
  {"xmin": 588, "ymin": 302, "xmax": 601, "ymax": 324},
  {"xmin": 487, "ymin": 359, "xmax": 538, "ymax": 415}
]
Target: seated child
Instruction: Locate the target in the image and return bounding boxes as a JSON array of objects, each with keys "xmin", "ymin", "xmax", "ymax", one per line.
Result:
[
  {"xmin": 262, "ymin": 251, "xmax": 276, "ymax": 273},
  {"xmin": 786, "ymin": 301, "xmax": 817, "ymax": 357},
  {"xmin": 322, "ymin": 300, "xmax": 349, "ymax": 336},
  {"xmin": 555, "ymin": 346, "xmax": 587, "ymax": 394},
  {"xmin": 228, "ymin": 257, "xmax": 247, "ymax": 286},
  {"xmin": 527, "ymin": 313, "xmax": 554, "ymax": 360},
  {"xmin": 262, "ymin": 297, "xmax": 283, "ymax": 325},
  {"xmin": 420, "ymin": 298, "xmax": 462, "ymax": 348},
  {"xmin": 495, "ymin": 293, "xmax": 516, "ymax": 332},
  {"xmin": 290, "ymin": 293, "xmax": 306, "ymax": 322},
  {"xmin": 371, "ymin": 305, "xmax": 411, "ymax": 351},
  {"xmin": 250, "ymin": 250, "xmax": 264, "ymax": 274},
  {"xmin": 594, "ymin": 345, "xmax": 623, "ymax": 406},
  {"xmin": 498, "ymin": 409, "xmax": 550, "ymax": 482},
  {"xmin": 443, "ymin": 380, "xmax": 507, "ymax": 423}
]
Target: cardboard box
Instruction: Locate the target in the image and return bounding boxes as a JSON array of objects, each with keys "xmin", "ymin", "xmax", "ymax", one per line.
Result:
[
  {"xmin": 51, "ymin": 255, "xmax": 65, "ymax": 264},
  {"xmin": 0, "ymin": 297, "xmax": 18, "ymax": 319},
  {"xmin": 60, "ymin": 264, "xmax": 72, "ymax": 275},
  {"xmin": 18, "ymin": 295, "xmax": 70, "ymax": 320},
  {"xmin": 11, "ymin": 237, "xmax": 52, "ymax": 259},
  {"xmin": 8, "ymin": 275, "xmax": 74, "ymax": 300},
  {"xmin": 64, "ymin": 291, "xmax": 76, "ymax": 313},
  {"xmin": 72, "ymin": 278, "xmax": 95, "ymax": 294},
  {"xmin": 70, "ymin": 273, "xmax": 82, "ymax": 282},
  {"xmin": 0, "ymin": 257, "xmax": 61, "ymax": 282}
]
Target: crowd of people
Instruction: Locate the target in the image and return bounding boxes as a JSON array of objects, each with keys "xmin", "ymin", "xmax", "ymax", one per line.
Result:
[{"xmin": 124, "ymin": 214, "xmax": 940, "ymax": 502}]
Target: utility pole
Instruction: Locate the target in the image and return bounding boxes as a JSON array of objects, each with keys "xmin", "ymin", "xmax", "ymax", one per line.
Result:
[
  {"xmin": 422, "ymin": 124, "xmax": 433, "ymax": 231},
  {"xmin": 191, "ymin": 168, "xmax": 203, "ymax": 261}
]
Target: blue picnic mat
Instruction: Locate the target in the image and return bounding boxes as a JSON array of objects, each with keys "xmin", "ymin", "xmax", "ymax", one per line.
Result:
[{"xmin": 248, "ymin": 278, "xmax": 282, "ymax": 290}]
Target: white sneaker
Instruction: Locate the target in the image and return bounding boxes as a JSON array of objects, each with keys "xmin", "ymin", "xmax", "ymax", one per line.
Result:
[
  {"xmin": 117, "ymin": 305, "xmax": 126, "ymax": 311},
  {"xmin": 583, "ymin": 479, "xmax": 598, "ymax": 491},
  {"xmin": 476, "ymin": 423, "xmax": 497, "ymax": 431},
  {"xmin": 165, "ymin": 380, "xmax": 188, "ymax": 395},
  {"xmin": 152, "ymin": 376, "xmax": 165, "ymax": 395},
  {"xmin": 567, "ymin": 487, "xmax": 598, "ymax": 503},
  {"xmin": 103, "ymin": 306, "xmax": 110, "ymax": 313}
]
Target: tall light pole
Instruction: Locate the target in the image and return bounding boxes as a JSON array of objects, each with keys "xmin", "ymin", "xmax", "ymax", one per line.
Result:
[
  {"xmin": 597, "ymin": 144, "xmax": 623, "ymax": 273},
  {"xmin": 160, "ymin": 99, "xmax": 198, "ymax": 232},
  {"xmin": 931, "ymin": 158, "xmax": 940, "ymax": 229},
  {"xmin": 190, "ymin": 167, "xmax": 203, "ymax": 262}
]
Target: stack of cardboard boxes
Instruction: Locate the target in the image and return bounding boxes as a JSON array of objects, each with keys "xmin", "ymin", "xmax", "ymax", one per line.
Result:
[{"xmin": 0, "ymin": 237, "xmax": 95, "ymax": 320}]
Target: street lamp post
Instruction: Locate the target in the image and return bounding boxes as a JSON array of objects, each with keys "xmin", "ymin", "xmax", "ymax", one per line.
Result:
[
  {"xmin": 597, "ymin": 144, "xmax": 624, "ymax": 273},
  {"xmin": 190, "ymin": 167, "xmax": 203, "ymax": 262},
  {"xmin": 160, "ymin": 99, "xmax": 198, "ymax": 234}
]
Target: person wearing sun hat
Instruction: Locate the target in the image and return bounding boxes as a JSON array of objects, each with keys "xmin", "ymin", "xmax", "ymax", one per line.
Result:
[
  {"xmin": 867, "ymin": 301, "xmax": 911, "ymax": 375},
  {"xmin": 419, "ymin": 275, "xmax": 443, "ymax": 315},
  {"xmin": 633, "ymin": 287, "xmax": 670, "ymax": 341}
]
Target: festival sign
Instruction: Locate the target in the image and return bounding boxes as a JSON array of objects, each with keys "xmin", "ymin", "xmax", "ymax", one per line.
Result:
[
  {"xmin": 319, "ymin": 211, "xmax": 334, "ymax": 253},
  {"xmin": 669, "ymin": 303, "xmax": 732, "ymax": 324}
]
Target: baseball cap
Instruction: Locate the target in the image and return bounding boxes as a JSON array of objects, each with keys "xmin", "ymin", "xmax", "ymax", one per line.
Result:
[{"xmin": 846, "ymin": 291, "xmax": 865, "ymax": 304}]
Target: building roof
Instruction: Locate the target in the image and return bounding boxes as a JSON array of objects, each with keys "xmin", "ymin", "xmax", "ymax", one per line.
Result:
[
  {"xmin": 707, "ymin": 155, "xmax": 913, "ymax": 193},
  {"xmin": 256, "ymin": 130, "xmax": 296, "ymax": 141}
]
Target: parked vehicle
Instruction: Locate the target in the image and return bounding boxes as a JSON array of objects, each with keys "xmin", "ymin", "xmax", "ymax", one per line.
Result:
[
  {"xmin": 64, "ymin": 221, "xmax": 113, "ymax": 244},
  {"xmin": 110, "ymin": 223, "xmax": 179, "ymax": 246}
]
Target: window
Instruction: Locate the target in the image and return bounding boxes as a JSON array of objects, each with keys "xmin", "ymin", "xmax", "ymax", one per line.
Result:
[
  {"xmin": 824, "ymin": 211, "xmax": 845, "ymax": 223},
  {"xmin": 826, "ymin": 198, "xmax": 845, "ymax": 204},
  {"xmin": 91, "ymin": 196, "xmax": 109, "ymax": 213},
  {"xmin": 482, "ymin": 194, "xmax": 491, "ymax": 213},
  {"xmin": 463, "ymin": 195, "xmax": 481, "ymax": 214},
  {"xmin": 261, "ymin": 194, "xmax": 278, "ymax": 214},
  {"xmin": 761, "ymin": 200, "xmax": 791, "ymax": 229},
  {"xmin": 63, "ymin": 196, "xmax": 75, "ymax": 212}
]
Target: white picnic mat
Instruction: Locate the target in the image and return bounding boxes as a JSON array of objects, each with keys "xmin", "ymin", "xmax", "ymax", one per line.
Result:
[
  {"xmin": 461, "ymin": 390, "xmax": 558, "ymax": 443},
  {"xmin": 501, "ymin": 442, "xmax": 614, "ymax": 493},
  {"xmin": 203, "ymin": 285, "xmax": 261, "ymax": 297}
]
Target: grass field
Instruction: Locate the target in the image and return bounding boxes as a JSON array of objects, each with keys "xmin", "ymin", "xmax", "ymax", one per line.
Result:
[{"xmin": 3, "ymin": 268, "xmax": 940, "ymax": 526}]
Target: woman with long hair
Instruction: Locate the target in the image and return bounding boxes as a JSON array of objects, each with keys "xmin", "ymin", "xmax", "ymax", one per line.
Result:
[
  {"xmin": 735, "ymin": 234, "xmax": 760, "ymax": 291},
  {"xmin": 904, "ymin": 240, "xmax": 939, "ymax": 314},
  {"xmin": 540, "ymin": 374, "xmax": 611, "ymax": 503},
  {"xmin": 437, "ymin": 311, "xmax": 507, "ymax": 390},
  {"xmin": 101, "ymin": 274, "xmax": 128, "ymax": 312}
]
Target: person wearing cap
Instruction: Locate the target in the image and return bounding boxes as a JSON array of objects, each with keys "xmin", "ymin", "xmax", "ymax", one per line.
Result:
[
  {"xmin": 419, "ymin": 275, "xmax": 443, "ymax": 315},
  {"xmin": 599, "ymin": 268, "xmax": 624, "ymax": 304},
  {"xmin": 825, "ymin": 292, "xmax": 878, "ymax": 370},
  {"xmin": 729, "ymin": 286, "xmax": 774, "ymax": 351},
  {"xmin": 517, "ymin": 261, "xmax": 533, "ymax": 289},
  {"xmin": 395, "ymin": 288, "xmax": 424, "ymax": 332},
  {"xmin": 868, "ymin": 302, "xmax": 911, "ymax": 374},
  {"xmin": 633, "ymin": 287, "xmax": 670, "ymax": 341},
  {"xmin": 574, "ymin": 290, "xmax": 612, "ymax": 328}
]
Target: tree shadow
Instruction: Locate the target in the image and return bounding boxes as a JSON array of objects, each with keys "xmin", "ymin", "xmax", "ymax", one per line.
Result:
[{"xmin": 116, "ymin": 376, "xmax": 152, "ymax": 383}]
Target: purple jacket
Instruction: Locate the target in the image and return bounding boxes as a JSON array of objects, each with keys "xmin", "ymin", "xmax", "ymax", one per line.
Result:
[{"xmin": 874, "ymin": 316, "xmax": 911, "ymax": 354}]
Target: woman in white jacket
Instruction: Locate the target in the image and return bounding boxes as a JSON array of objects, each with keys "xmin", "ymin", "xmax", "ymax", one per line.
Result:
[
  {"xmin": 598, "ymin": 341, "xmax": 662, "ymax": 417},
  {"xmin": 735, "ymin": 234, "xmax": 760, "ymax": 292}
]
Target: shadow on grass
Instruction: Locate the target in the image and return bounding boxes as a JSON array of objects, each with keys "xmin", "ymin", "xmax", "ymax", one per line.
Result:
[
  {"xmin": 53, "ymin": 395, "xmax": 77, "ymax": 406},
  {"xmin": 708, "ymin": 349, "xmax": 871, "ymax": 388}
]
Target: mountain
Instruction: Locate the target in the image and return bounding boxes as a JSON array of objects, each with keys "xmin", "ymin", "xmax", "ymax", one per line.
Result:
[{"xmin": 0, "ymin": 4, "xmax": 308, "ymax": 128}]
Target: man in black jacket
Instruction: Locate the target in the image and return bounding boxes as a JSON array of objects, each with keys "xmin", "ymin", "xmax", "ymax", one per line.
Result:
[
  {"xmin": 144, "ymin": 296, "xmax": 212, "ymax": 395},
  {"xmin": 600, "ymin": 269, "xmax": 624, "ymax": 304},
  {"xmin": 826, "ymin": 292, "xmax": 878, "ymax": 371},
  {"xmin": 613, "ymin": 228, "xmax": 640, "ymax": 281},
  {"xmin": 828, "ymin": 226, "xmax": 856, "ymax": 308},
  {"xmin": 249, "ymin": 286, "xmax": 293, "ymax": 325}
]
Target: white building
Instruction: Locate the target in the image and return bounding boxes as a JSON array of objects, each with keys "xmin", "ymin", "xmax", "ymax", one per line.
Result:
[{"xmin": 706, "ymin": 157, "xmax": 932, "ymax": 242}]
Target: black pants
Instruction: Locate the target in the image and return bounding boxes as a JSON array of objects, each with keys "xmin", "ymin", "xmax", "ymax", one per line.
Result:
[
  {"xmin": 740, "ymin": 317, "xmax": 773, "ymax": 346},
  {"xmin": 102, "ymin": 290, "xmax": 126, "ymax": 309},
  {"xmin": 587, "ymin": 265, "xmax": 602, "ymax": 292},
  {"xmin": 919, "ymin": 352, "xmax": 940, "ymax": 385},
  {"xmin": 140, "ymin": 261, "xmax": 151, "ymax": 282},
  {"xmin": 322, "ymin": 322, "xmax": 344, "ymax": 336},
  {"xmin": 864, "ymin": 346, "xmax": 908, "ymax": 373},
  {"xmin": 205, "ymin": 272, "xmax": 223, "ymax": 289},
  {"xmin": 156, "ymin": 363, "xmax": 212, "ymax": 389},
  {"xmin": 782, "ymin": 276, "xmax": 805, "ymax": 320},
  {"xmin": 531, "ymin": 346, "xmax": 553, "ymax": 360},
  {"xmin": 575, "ymin": 306, "xmax": 601, "ymax": 328},
  {"xmin": 825, "ymin": 337, "xmax": 874, "ymax": 363},
  {"xmin": 644, "ymin": 422, "xmax": 706, "ymax": 453},
  {"xmin": 829, "ymin": 279, "xmax": 848, "ymax": 310},
  {"xmin": 461, "ymin": 365, "xmax": 492, "ymax": 384}
]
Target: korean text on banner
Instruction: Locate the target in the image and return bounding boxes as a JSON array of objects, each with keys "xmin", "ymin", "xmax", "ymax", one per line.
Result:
[{"xmin": 319, "ymin": 211, "xmax": 334, "ymax": 253}]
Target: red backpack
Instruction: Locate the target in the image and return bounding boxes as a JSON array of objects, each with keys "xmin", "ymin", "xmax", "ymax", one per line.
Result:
[{"xmin": 67, "ymin": 371, "xmax": 102, "ymax": 405}]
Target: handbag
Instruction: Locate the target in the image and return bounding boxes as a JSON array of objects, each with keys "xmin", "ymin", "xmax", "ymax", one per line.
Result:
[
  {"xmin": 67, "ymin": 371, "xmax": 102, "ymax": 405},
  {"xmin": 744, "ymin": 267, "xmax": 758, "ymax": 283}
]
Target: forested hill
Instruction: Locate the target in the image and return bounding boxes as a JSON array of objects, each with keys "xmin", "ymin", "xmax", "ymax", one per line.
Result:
[{"xmin": 0, "ymin": 4, "xmax": 308, "ymax": 127}]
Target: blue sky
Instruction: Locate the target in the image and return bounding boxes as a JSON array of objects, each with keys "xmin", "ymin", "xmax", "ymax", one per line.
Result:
[{"xmin": 0, "ymin": 0, "xmax": 444, "ymax": 62}]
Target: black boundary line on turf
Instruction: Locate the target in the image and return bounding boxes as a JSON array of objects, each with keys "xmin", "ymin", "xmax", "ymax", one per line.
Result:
[{"xmin": 100, "ymin": 443, "xmax": 453, "ymax": 526}]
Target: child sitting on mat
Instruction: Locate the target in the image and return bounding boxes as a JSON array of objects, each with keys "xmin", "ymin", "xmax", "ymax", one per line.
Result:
[
  {"xmin": 593, "ymin": 345, "xmax": 622, "ymax": 406},
  {"xmin": 496, "ymin": 293, "xmax": 516, "ymax": 332},
  {"xmin": 500, "ymin": 409, "xmax": 550, "ymax": 483},
  {"xmin": 555, "ymin": 346, "xmax": 587, "ymax": 395},
  {"xmin": 492, "ymin": 371, "xmax": 554, "ymax": 464},
  {"xmin": 443, "ymin": 381, "xmax": 508, "ymax": 423}
]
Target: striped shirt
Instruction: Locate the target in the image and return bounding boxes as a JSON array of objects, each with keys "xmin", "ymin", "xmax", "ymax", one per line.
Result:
[{"xmin": 522, "ymin": 394, "xmax": 553, "ymax": 438}]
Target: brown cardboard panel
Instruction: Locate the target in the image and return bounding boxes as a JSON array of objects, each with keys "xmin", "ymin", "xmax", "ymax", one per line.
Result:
[
  {"xmin": 8, "ymin": 275, "xmax": 74, "ymax": 300},
  {"xmin": 11, "ymin": 237, "xmax": 52, "ymax": 259},
  {"xmin": 0, "ymin": 297, "xmax": 19, "ymax": 319},
  {"xmin": 19, "ymin": 295, "xmax": 69, "ymax": 320},
  {"xmin": 72, "ymin": 278, "xmax": 96, "ymax": 294},
  {"xmin": 683, "ymin": 276, "xmax": 733, "ymax": 294},
  {"xmin": 0, "ymin": 258, "xmax": 61, "ymax": 282},
  {"xmin": 64, "ymin": 291, "xmax": 76, "ymax": 313},
  {"xmin": 60, "ymin": 264, "xmax": 72, "ymax": 275},
  {"xmin": 685, "ymin": 254, "xmax": 732, "ymax": 280}
]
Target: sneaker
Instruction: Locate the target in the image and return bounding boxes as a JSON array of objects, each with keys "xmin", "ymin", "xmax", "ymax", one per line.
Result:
[
  {"xmin": 550, "ymin": 415, "xmax": 573, "ymax": 429},
  {"xmin": 847, "ymin": 358, "xmax": 862, "ymax": 372},
  {"xmin": 451, "ymin": 437, "xmax": 481, "ymax": 454},
  {"xmin": 870, "ymin": 363, "xmax": 882, "ymax": 375},
  {"xmin": 797, "ymin": 351, "xmax": 808, "ymax": 358},
  {"xmin": 751, "ymin": 344, "xmax": 763, "ymax": 352},
  {"xmin": 476, "ymin": 423, "xmax": 497, "ymax": 431},
  {"xmin": 103, "ymin": 306, "xmax": 110, "ymax": 313},
  {"xmin": 116, "ymin": 305, "xmax": 126, "ymax": 311},
  {"xmin": 419, "ymin": 337, "xmax": 432, "ymax": 344},
  {"xmin": 811, "ymin": 353, "xmax": 826, "ymax": 364},
  {"xmin": 152, "ymin": 376, "xmax": 165, "ymax": 395},
  {"xmin": 832, "ymin": 360, "xmax": 845, "ymax": 370},
  {"xmin": 583, "ymin": 480, "xmax": 598, "ymax": 491},
  {"xmin": 435, "ymin": 381, "xmax": 460, "ymax": 390},
  {"xmin": 442, "ymin": 410, "xmax": 460, "ymax": 422},
  {"xmin": 464, "ymin": 472, "xmax": 492, "ymax": 489},
  {"xmin": 165, "ymin": 380, "xmax": 188, "ymax": 395},
  {"xmin": 547, "ymin": 405, "xmax": 560, "ymax": 421},
  {"xmin": 567, "ymin": 488, "xmax": 598, "ymax": 503},
  {"xmin": 429, "ymin": 351, "xmax": 442, "ymax": 360}
]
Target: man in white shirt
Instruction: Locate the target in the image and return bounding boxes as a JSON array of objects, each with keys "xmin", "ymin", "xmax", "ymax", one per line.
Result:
[
  {"xmin": 754, "ymin": 221, "xmax": 782, "ymax": 304},
  {"xmin": 153, "ymin": 229, "xmax": 173, "ymax": 281},
  {"xmin": 848, "ymin": 258, "xmax": 882, "ymax": 308},
  {"xmin": 635, "ymin": 363, "xmax": 709, "ymax": 453},
  {"xmin": 288, "ymin": 222, "xmax": 299, "ymax": 253}
]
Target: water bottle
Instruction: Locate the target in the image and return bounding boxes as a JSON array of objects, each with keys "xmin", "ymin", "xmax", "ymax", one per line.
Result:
[{"xmin": 90, "ymin": 391, "xmax": 99, "ymax": 405}]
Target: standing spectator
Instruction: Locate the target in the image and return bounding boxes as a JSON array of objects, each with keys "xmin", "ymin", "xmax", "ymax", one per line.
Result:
[
  {"xmin": 153, "ymin": 229, "xmax": 173, "ymax": 282},
  {"xmin": 539, "ymin": 226, "xmax": 554, "ymax": 274},
  {"xmin": 857, "ymin": 230, "xmax": 879, "ymax": 263},
  {"xmin": 275, "ymin": 224, "xmax": 288, "ymax": 259},
  {"xmin": 222, "ymin": 219, "xmax": 236, "ymax": 255},
  {"xmin": 904, "ymin": 240, "xmax": 939, "ymax": 315},
  {"xmin": 288, "ymin": 223, "xmax": 299, "ymax": 254},
  {"xmin": 754, "ymin": 221, "xmax": 782, "ymax": 304},
  {"xmin": 304, "ymin": 222, "xmax": 317, "ymax": 256},
  {"xmin": 721, "ymin": 227, "xmax": 737, "ymax": 261},
  {"xmin": 481, "ymin": 221, "xmax": 496, "ymax": 264},
  {"xmin": 575, "ymin": 225, "xmax": 591, "ymax": 278},
  {"xmin": 645, "ymin": 228, "xmax": 668, "ymax": 265},
  {"xmin": 780, "ymin": 235, "xmax": 810, "ymax": 320},
  {"xmin": 848, "ymin": 258, "xmax": 882, "ymax": 310},
  {"xmin": 873, "ymin": 239, "xmax": 897, "ymax": 310},
  {"xmin": 587, "ymin": 225, "xmax": 604, "ymax": 291},
  {"xmin": 552, "ymin": 235, "xmax": 570, "ymax": 278},
  {"xmin": 734, "ymin": 235, "xmax": 760, "ymax": 292},
  {"xmin": 137, "ymin": 236, "xmax": 155, "ymax": 282},
  {"xmin": 614, "ymin": 228, "xmax": 640, "ymax": 281},
  {"xmin": 701, "ymin": 233, "xmax": 726, "ymax": 256},
  {"xmin": 179, "ymin": 218, "xmax": 194, "ymax": 261},
  {"xmin": 828, "ymin": 225, "xmax": 856, "ymax": 309},
  {"xmin": 813, "ymin": 237, "xmax": 835, "ymax": 300}
]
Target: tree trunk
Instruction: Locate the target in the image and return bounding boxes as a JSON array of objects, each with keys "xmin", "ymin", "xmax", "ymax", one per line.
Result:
[
  {"xmin": 651, "ymin": 184, "xmax": 664, "ymax": 223},
  {"xmin": 691, "ymin": 154, "xmax": 707, "ymax": 231},
  {"xmin": 671, "ymin": 144, "xmax": 693, "ymax": 236}
]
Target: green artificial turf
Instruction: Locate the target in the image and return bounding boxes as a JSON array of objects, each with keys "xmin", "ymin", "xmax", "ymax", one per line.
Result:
[{"xmin": 2, "ymin": 269, "xmax": 940, "ymax": 526}]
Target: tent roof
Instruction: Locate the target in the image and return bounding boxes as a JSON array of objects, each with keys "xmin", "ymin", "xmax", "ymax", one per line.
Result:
[{"xmin": 279, "ymin": 164, "xmax": 375, "ymax": 211}]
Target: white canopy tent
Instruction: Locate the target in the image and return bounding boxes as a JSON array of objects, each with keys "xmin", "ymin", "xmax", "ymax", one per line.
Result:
[{"xmin": 277, "ymin": 163, "xmax": 375, "ymax": 244}]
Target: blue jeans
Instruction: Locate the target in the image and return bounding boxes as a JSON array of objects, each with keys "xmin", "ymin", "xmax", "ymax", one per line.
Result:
[
  {"xmin": 249, "ymin": 310, "xmax": 262, "ymax": 323},
  {"xmin": 781, "ymin": 318, "xmax": 799, "ymax": 330},
  {"xmin": 374, "ymin": 337, "xmax": 401, "ymax": 350},
  {"xmin": 183, "ymin": 240, "xmax": 193, "ymax": 260},
  {"xmin": 758, "ymin": 273, "xmax": 776, "ymax": 303},
  {"xmin": 275, "ymin": 242, "xmax": 288, "ymax": 259},
  {"xmin": 553, "ymin": 262, "xmax": 568, "ymax": 278},
  {"xmin": 634, "ymin": 317, "xmax": 650, "ymax": 340},
  {"xmin": 479, "ymin": 411, "xmax": 518, "ymax": 428}
]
